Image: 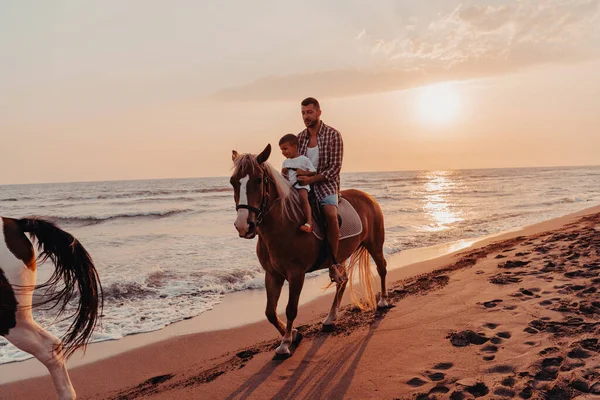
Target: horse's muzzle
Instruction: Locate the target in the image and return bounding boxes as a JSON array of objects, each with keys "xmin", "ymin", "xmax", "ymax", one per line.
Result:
[
  {"xmin": 243, "ymin": 221, "xmax": 256, "ymax": 239},
  {"xmin": 234, "ymin": 220, "xmax": 257, "ymax": 239}
]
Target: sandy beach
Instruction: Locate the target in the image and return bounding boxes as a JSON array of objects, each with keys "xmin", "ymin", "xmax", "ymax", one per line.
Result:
[{"xmin": 2, "ymin": 205, "xmax": 600, "ymax": 399}]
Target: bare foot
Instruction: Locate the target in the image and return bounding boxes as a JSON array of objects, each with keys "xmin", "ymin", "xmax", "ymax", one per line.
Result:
[{"xmin": 299, "ymin": 223, "xmax": 313, "ymax": 233}]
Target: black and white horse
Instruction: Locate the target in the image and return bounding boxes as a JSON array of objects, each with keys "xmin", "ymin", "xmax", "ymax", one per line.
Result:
[{"xmin": 1, "ymin": 217, "xmax": 102, "ymax": 400}]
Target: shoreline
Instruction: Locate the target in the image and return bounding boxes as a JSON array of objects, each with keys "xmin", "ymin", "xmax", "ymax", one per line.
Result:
[{"xmin": 1, "ymin": 204, "xmax": 599, "ymax": 399}]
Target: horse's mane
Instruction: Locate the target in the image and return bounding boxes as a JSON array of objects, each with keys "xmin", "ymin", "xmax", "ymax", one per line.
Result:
[{"xmin": 232, "ymin": 153, "xmax": 302, "ymax": 223}]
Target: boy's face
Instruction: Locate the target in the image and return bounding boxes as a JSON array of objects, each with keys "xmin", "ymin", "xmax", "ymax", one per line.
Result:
[{"xmin": 279, "ymin": 142, "xmax": 298, "ymax": 159}]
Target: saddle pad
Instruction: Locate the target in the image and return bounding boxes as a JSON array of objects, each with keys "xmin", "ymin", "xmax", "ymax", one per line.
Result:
[{"xmin": 312, "ymin": 197, "xmax": 363, "ymax": 241}]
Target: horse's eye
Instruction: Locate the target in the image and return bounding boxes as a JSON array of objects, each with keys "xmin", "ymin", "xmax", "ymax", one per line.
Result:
[
  {"xmin": 229, "ymin": 177, "xmax": 236, "ymax": 186},
  {"xmin": 255, "ymin": 177, "xmax": 263, "ymax": 184}
]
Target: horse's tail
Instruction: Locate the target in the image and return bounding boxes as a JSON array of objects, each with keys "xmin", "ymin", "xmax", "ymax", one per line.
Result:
[
  {"xmin": 18, "ymin": 217, "xmax": 103, "ymax": 358},
  {"xmin": 346, "ymin": 246, "xmax": 377, "ymax": 310}
]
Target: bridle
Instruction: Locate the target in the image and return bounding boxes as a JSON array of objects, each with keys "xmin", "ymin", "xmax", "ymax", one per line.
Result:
[{"xmin": 235, "ymin": 169, "xmax": 271, "ymax": 225}]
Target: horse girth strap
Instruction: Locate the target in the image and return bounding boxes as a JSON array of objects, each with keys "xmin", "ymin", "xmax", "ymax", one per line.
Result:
[{"xmin": 235, "ymin": 171, "xmax": 271, "ymax": 225}]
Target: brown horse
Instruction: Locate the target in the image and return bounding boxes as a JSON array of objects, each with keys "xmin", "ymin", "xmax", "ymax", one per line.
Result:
[
  {"xmin": 1, "ymin": 217, "xmax": 102, "ymax": 400},
  {"xmin": 231, "ymin": 144, "xmax": 388, "ymax": 358}
]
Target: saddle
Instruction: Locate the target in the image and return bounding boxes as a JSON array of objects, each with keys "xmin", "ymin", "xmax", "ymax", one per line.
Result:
[
  {"xmin": 306, "ymin": 193, "xmax": 363, "ymax": 273},
  {"xmin": 309, "ymin": 195, "xmax": 363, "ymax": 241}
]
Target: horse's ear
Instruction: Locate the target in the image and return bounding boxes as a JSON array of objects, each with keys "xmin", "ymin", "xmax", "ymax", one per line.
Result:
[
  {"xmin": 232, "ymin": 150, "xmax": 240, "ymax": 162},
  {"xmin": 256, "ymin": 144, "xmax": 271, "ymax": 164}
]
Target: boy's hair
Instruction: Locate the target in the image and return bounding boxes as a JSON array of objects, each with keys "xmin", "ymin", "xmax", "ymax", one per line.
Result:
[
  {"xmin": 279, "ymin": 133, "xmax": 298, "ymax": 146},
  {"xmin": 301, "ymin": 97, "xmax": 320, "ymax": 110}
]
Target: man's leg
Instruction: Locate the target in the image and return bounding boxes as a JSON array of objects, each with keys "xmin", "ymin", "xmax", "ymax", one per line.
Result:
[
  {"xmin": 322, "ymin": 204, "xmax": 340, "ymax": 259},
  {"xmin": 322, "ymin": 196, "xmax": 346, "ymax": 284}
]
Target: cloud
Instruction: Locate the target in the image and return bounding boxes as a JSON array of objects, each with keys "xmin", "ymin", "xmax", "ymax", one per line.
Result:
[{"xmin": 211, "ymin": 0, "xmax": 600, "ymax": 101}]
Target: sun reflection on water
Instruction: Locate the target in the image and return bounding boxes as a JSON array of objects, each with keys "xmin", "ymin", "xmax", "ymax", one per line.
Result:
[{"xmin": 421, "ymin": 171, "xmax": 463, "ymax": 232}]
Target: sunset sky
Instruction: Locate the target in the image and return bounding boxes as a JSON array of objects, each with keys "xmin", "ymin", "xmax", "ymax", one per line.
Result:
[{"xmin": 1, "ymin": 0, "xmax": 599, "ymax": 185}]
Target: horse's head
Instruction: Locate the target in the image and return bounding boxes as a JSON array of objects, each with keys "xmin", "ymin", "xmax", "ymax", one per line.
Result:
[{"xmin": 230, "ymin": 144, "xmax": 272, "ymax": 239}]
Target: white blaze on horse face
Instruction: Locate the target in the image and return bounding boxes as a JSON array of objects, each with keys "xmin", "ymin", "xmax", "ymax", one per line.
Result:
[{"xmin": 235, "ymin": 175, "xmax": 250, "ymax": 235}]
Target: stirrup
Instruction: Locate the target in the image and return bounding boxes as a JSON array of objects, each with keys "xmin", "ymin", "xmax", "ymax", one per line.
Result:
[{"xmin": 329, "ymin": 263, "xmax": 347, "ymax": 285}]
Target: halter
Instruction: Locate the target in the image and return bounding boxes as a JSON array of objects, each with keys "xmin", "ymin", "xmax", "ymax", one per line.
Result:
[{"xmin": 235, "ymin": 169, "xmax": 271, "ymax": 225}]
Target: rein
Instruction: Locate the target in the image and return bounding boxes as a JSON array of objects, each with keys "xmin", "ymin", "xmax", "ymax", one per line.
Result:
[{"xmin": 235, "ymin": 169, "xmax": 271, "ymax": 225}]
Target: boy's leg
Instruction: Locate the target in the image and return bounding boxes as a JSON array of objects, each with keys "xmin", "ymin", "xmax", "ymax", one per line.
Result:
[
  {"xmin": 299, "ymin": 190, "xmax": 312, "ymax": 226},
  {"xmin": 299, "ymin": 189, "xmax": 312, "ymax": 232}
]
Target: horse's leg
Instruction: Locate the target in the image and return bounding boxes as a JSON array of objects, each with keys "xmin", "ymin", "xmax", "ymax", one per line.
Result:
[
  {"xmin": 2, "ymin": 258, "xmax": 76, "ymax": 400},
  {"xmin": 365, "ymin": 246, "xmax": 389, "ymax": 308},
  {"xmin": 322, "ymin": 279, "xmax": 348, "ymax": 329},
  {"xmin": 275, "ymin": 271, "xmax": 305, "ymax": 357},
  {"xmin": 5, "ymin": 318, "xmax": 76, "ymax": 400},
  {"xmin": 265, "ymin": 272, "xmax": 285, "ymax": 336},
  {"xmin": 363, "ymin": 235, "xmax": 389, "ymax": 308}
]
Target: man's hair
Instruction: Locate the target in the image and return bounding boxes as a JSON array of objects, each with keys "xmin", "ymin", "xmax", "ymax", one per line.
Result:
[
  {"xmin": 279, "ymin": 133, "xmax": 298, "ymax": 146},
  {"xmin": 301, "ymin": 97, "xmax": 320, "ymax": 110}
]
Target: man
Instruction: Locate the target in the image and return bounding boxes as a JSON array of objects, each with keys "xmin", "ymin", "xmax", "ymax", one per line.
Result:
[{"xmin": 295, "ymin": 97, "xmax": 346, "ymax": 285}]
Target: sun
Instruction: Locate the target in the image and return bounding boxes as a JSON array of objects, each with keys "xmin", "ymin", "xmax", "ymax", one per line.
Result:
[{"xmin": 414, "ymin": 82, "xmax": 461, "ymax": 126}]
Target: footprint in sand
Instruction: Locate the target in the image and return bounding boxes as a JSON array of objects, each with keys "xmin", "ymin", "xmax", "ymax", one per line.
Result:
[
  {"xmin": 539, "ymin": 347, "xmax": 559, "ymax": 356},
  {"xmin": 447, "ymin": 330, "xmax": 489, "ymax": 346},
  {"xmin": 482, "ymin": 299, "xmax": 503, "ymax": 308},
  {"xmin": 406, "ymin": 377, "xmax": 427, "ymax": 387},
  {"xmin": 493, "ymin": 387, "xmax": 516, "ymax": 397},
  {"xmin": 501, "ymin": 376, "xmax": 516, "ymax": 387},
  {"xmin": 481, "ymin": 345, "xmax": 499, "ymax": 353},
  {"xmin": 428, "ymin": 385, "xmax": 450, "ymax": 394},
  {"xmin": 450, "ymin": 382, "xmax": 490, "ymax": 399},
  {"xmin": 486, "ymin": 365, "xmax": 514, "ymax": 374},
  {"xmin": 433, "ymin": 362, "xmax": 454, "ymax": 370},
  {"xmin": 428, "ymin": 372, "xmax": 445, "ymax": 381},
  {"xmin": 490, "ymin": 337, "xmax": 504, "ymax": 345},
  {"xmin": 483, "ymin": 323, "xmax": 499, "ymax": 329}
]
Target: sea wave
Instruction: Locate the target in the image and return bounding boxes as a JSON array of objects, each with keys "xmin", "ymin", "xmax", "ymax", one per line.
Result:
[
  {"xmin": 109, "ymin": 196, "xmax": 197, "ymax": 205},
  {"xmin": 55, "ymin": 187, "xmax": 231, "ymax": 202},
  {"xmin": 48, "ymin": 209, "xmax": 193, "ymax": 226}
]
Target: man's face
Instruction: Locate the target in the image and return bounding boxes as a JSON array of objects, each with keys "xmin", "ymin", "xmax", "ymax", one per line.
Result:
[
  {"xmin": 301, "ymin": 104, "xmax": 321, "ymax": 128},
  {"xmin": 279, "ymin": 143, "xmax": 297, "ymax": 159}
]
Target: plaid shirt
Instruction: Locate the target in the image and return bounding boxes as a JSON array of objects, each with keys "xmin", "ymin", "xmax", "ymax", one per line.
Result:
[{"xmin": 297, "ymin": 122, "xmax": 343, "ymax": 203}]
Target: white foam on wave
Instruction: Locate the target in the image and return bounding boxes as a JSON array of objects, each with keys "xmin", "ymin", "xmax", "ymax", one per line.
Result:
[{"xmin": 0, "ymin": 263, "xmax": 265, "ymax": 364}]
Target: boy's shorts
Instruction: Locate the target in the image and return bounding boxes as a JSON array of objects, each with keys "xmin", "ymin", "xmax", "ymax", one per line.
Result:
[{"xmin": 293, "ymin": 183, "xmax": 311, "ymax": 192}]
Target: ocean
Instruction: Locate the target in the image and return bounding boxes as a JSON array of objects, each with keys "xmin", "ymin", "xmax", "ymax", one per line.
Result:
[{"xmin": 1, "ymin": 165, "xmax": 599, "ymax": 364}]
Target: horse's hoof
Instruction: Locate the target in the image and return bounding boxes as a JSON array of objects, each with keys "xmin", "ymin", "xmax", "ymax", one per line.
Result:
[
  {"xmin": 377, "ymin": 301, "xmax": 392, "ymax": 310},
  {"xmin": 292, "ymin": 332, "xmax": 303, "ymax": 346},
  {"xmin": 272, "ymin": 352, "xmax": 291, "ymax": 361},
  {"xmin": 321, "ymin": 323, "xmax": 335, "ymax": 333}
]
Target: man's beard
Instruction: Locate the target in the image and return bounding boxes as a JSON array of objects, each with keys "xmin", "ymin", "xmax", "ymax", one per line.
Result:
[{"xmin": 305, "ymin": 119, "xmax": 318, "ymax": 128}]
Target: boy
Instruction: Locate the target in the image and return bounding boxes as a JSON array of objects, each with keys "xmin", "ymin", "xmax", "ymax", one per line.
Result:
[{"xmin": 279, "ymin": 134, "xmax": 316, "ymax": 233}]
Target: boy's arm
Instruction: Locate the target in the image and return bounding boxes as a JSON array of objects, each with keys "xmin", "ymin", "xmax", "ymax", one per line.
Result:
[
  {"xmin": 296, "ymin": 169, "xmax": 316, "ymax": 176},
  {"xmin": 296, "ymin": 156, "xmax": 317, "ymax": 176}
]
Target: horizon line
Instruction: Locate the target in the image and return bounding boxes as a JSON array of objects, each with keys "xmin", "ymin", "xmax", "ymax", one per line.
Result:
[{"xmin": 1, "ymin": 163, "xmax": 599, "ymax": 187}]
